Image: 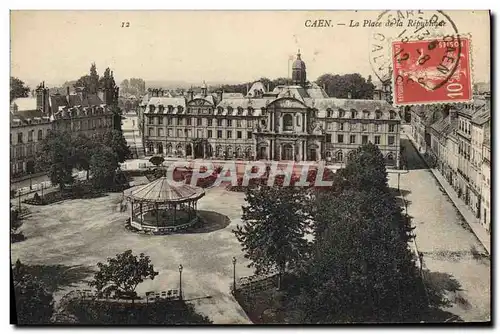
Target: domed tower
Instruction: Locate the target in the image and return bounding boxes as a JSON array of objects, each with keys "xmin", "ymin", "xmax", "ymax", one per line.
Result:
[
  {"xmin": 292, "ymin": 49, "xmax": 307, "ymax": 87},
  {"xmin": 201, "ymin": 81, "xmax": 207, "ymax": 97}
]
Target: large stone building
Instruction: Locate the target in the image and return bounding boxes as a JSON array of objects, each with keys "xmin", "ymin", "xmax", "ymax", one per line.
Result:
[
  {"xmin": 139, "ymin": 51, "xmax": 401, "ymax": 166},
  {"xmin": 10, "ymin": 82, "xmax": 118, "ymax": 178}
]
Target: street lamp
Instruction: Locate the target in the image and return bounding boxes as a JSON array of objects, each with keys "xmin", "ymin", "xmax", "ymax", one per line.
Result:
[
  {"xmin": 178, "ymin": 264, "xmax": 183, "ymax": 300},
  {"xmin": 232, "ymin": 257, "xmax": 237, "ymax": 293}
]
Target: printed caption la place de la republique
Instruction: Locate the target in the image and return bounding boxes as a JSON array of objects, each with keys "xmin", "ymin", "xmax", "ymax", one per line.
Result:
[{"xmin": 348, "ymin": 18, "xmax": 446, "ymax": 28}]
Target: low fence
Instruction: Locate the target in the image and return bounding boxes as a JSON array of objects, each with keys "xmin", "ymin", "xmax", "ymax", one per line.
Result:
[
  {"xmin": 234, "ymin": 271, "xmax": 279, "ymax": 298},
  {"xmin": 73, "ymin": 288, "xmax": 181, "ymax": 304}
]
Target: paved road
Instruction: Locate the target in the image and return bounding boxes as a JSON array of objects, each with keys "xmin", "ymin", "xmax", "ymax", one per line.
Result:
[{"xmin": 387, "ymin": 137, "xmax": 490, "ymax": 322}]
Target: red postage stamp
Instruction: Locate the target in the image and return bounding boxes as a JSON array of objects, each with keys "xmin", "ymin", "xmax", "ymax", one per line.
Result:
[{"xmin": 392, "ymin": 36, "xmax": 472, "ymax": 106}]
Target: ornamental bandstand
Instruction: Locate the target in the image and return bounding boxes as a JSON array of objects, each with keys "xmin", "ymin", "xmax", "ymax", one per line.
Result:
[{"xmin": 123, "ymin": 177, "xmax": 205, "ymax": 234}]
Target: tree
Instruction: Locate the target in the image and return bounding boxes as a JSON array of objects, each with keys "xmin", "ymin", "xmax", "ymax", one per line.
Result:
[
  {"xmin": 89, "ymin": 250, "xmax": 159, "ymax": 300},
  {"xmin": 72, "ymin": 133, "xmax": 96, "ymax": 180},
  {"xmin": 99, "ymin": 67, "xmax": 116, "ymax": 92},
  {"xmin": 10, "ymin": 204, "xmax": 25, "ymax": 243},
  {"xmin": 74, "ymin": 63, "xmax": 100, "ymax": 94},
  {"xmin": 36, "ymin": 130, "xmax": 74, "ymax": 190},
  {"xmin": 341, "ymin": 142, "xmax": 389, "ymax": 192},
  {"xmin": 234, "ymin": 186, "xmax": 312, "ymax": 288},
  {"xmin": 10, "ymin": 77, "xmax": 30, "ymax": 101},
  {"xmin": 149, "ymin": 155, "xmax": 165, "ymax": 168},
  {"xmin": 13, "ymin": 260, "xmax": 55, "ymax": 324},
  {"xmin": 89, "ymin": 146, "xmax": 119, "ymax": 189},
  {"xmin": 316, "ymin": 73, "xmax": 375, "ymax": 99},
  {"xmin": 297, "ymin": 187, "xmax": 433, "ymax": 323},
  {"xmin": 96, "ymin": 129, "xmax": 131, "ymax": 163}
]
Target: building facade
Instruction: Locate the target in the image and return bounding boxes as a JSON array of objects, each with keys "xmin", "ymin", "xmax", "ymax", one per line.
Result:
[
  {"xmin": 10, "ymin": 99, "xmax": 52, "ymax": 177},
  {"xmin": 417, "ymin": 95, "xmax": 491, "ymax": 233},
  {"xmin": 140, "ymin": 51, "xmax": 401, "ymax": 167},
  {"xmin": 10, "ymin": 82, "xmax": 118, "ymax": 178}
]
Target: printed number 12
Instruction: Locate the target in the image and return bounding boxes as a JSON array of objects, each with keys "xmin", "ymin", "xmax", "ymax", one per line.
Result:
[{"xmin": 122, "ymin": 22, "xmax": 130, "ymax": 28}]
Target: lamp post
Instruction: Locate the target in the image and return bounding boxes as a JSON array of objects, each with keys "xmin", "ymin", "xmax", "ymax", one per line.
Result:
[
  {"xmin": 232, "ymin": 257, "xmax": 237, "ymax": 293},
  {"xmin": 178, "ymin": 264, "xmax": 183, "ymax": 300}
]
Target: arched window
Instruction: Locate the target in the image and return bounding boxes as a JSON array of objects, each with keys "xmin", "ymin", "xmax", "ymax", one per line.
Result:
[
  {"xmin": 37, "ymin": 129, "xmax": 43, "ymax": 141},
  {"xmin": 283, "ymin": 114, "xmax": 293, "ymax": 131},
  {"xmin": 336, "ymin": 150, "xmax": 343, "ymax": 162}
]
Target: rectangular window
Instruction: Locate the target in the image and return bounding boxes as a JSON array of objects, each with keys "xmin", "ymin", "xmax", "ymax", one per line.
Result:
[
  {"xmin": 158, "ymin": 117, "xmax": 163, "ymax": 125},
  {"xmin": 208, "ymin": 119, "xmax": 213, "ymax": 126},
  {"xmin": 167, "ymin": 117, "xmax": 172, "ymax": 125},
  {"xmin": 177, "ymin": 129, "xmax": 183, "ymax": 137},
  {"xmin": 388, "ymin": 136, "xmax": 394, "ymax": 146},
  {"xmin": 197, "ymin": 129, "xmax": 203, "ymax": 138},
  {"xmin": 339, "ymin": 123, "xmax": 344, "ymax": 131},
  {"xmin": 375, "ymin": 136, "xmax": 381, "ymax": 145},
  {"xmin": 197, "ymin": 118, "xmax": 202, "ymax": 126},
  {"xmin": 326, "ymin": 134, "xmax": 332, "ymax": 142},
  {"xmin": 168, "ymin": 128, "xmax": 173, "ymax": 137},
  {"xmin": 217, "ymin": 130, "xmax": 222, "ymax": 138},
  {"xmin": 389, "ymin": 124, "xmax": 395, "ymax": 132},
  {"xmin": 28, "ymin": 131, "xmax": 33, "ymax": 142},
  {"xmin": 157, "ymin": 128, "xmax": 164, "ymax": 137},
  {"xmin": 337, "ymin": 134, "xmax": 344, "ymax": 143},
  {"xmin": 208, "ymin": 130, "xmax": 213, "ymax": 138},
  {"xmin": 148, "ymin": 116, "xmax": 153, "ymax": 124},
  {"xmin": 227, "ymin": 119, "xmax": 232, "ymax": 127},
  {"xmin": 186, "ymin": 118, "xmax": 192, "ymax": 126},
  {"xmin": 247, "ymin": 131, "xmax": 252, "ymax": 139},
  {"xmin": 217, "ymin": 119, "xmax": 223, "ymax": 127},
  {"xmin": 148, "ymin": 128, "xmax": 154, "ymax": 137},
  {"xmin": 350, "ymin": 135, "xmax": 356, "ymax": 144},
  {"xmin": 227, "ymin": 130, "xmax": 232, "ymax": 138},
  {"xmin": 237, "ymin": 131, "xmax": 242, "ymax": 139},
  {"xmin": 362, "ymin": 135, "xmax": 368, "ymax": 144},
  {"xmin": 178, "ymin": 118, "xmax": 183, "ymax": 126},
  {"xmin": 362, "ymin": 124, "xmax": 367, "ymax": 131},
  {"xmin": 237, "ymin": 120, "xmax": 242, "ymax": 127}
]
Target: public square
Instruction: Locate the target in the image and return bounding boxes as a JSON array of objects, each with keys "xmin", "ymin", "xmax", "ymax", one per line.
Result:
[{"xmin": 11, "ymin": 134, "xmax": 490, "ymax": 323}]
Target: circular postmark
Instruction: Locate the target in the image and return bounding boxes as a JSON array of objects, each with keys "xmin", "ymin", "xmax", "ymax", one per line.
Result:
[{"xmin": 369, "ymin": 10, "xmax": 461, "ymax": 91}]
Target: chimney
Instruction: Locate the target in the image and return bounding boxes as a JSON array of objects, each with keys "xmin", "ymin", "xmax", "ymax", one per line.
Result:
[
  {"xmin": 188, "ymin": 87, "xmax": 194, "ymax": 101},
  {"xmin": 267, "ymin": 83, "xmax": 270, "ymax": 92},
  {"xmin": 347, "ymin": 91, "xmax": 352, "ymax": 99},
  {"xmin": 246, "ymin": 83, "xmax": 250, "ymax": 96}
]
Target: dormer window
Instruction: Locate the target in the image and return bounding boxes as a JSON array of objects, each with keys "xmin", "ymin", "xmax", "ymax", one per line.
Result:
[
  {"xmin": 149, "ymin": 105, "xmax": 155, "ymax": 113},
  {"xmin": 339, "ymin": 110, "xmax": 345, "ymax": 118},
  {"xmin": 217, "ymin": 107, "xmax": 223, "ymax": 115},
  {"xmin": 375, "ymin": 110, "xmax": 382, "ymax": 119},
  {"xmin": 237, "ymin": 107, "xmax": 243, "ymax": 116},
  {"xmin": 248, "ymin": 107, "xmax": 253, "ymax": 116},
  {"xmin": 350, "ymin": 110, "xmax": 357, "ymax": 119},
  {"xmin": 227, "ymin": 106, "xmax": 233, "ymax": 115},
  {"xmin": 158, "ymin": 104, "xmax": 164, "ymax": 113},
  {"xmin": 208, "ymin": 108, "xmax": 213, "ymax": 115},
  {"xmin": 326, "ymin": 108, "xmax": 333, "ymax": 118},
  {"xmin": 178, "ymin": 106, "xmax": 184, "ymax": 114},
  {"xmin": 363, "ymin": 110, "xmax": 370, "ymax": 119},
  {"xmin": 186, "ymin": 108, "xmax": 191, "ymax": 114},
  {"xmin": 390, "ymin": 111, "xmax": 396, "ymax": 119}
]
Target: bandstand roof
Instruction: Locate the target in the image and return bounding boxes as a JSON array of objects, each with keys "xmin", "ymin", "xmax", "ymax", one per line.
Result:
[{"xmin": 124, "ymin": 177, "xmax": 205, "ymax": 203}]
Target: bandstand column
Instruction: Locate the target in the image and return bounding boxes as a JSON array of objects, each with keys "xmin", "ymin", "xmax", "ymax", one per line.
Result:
[
  {"xmin": 140, "ymin": 203, "xmax": 143, "ymax": 226},
  {"xmin": 156, "ymin": 202, "xmax": 159, "ymax": 227}
]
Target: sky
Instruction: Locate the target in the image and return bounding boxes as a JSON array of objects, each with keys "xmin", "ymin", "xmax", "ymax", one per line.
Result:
[{"xmin": 10, "ymin": 10, "xmax": 490, "ymax": 88}]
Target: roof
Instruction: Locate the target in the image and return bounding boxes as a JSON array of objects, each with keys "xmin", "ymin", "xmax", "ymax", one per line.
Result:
[
  {"xmin": 10, "ymin": 109, "xmax": 50, "ymax": 126},
  {"xmin": 223, "ymin": 93, "xmax": 245, "ymax": 99},
  {"xmin": 247, "ymin": 82, "xmax": 267, "ymax": 97},
  {"xmin": 11, "ymin": 97, "xmax": 37, "ymax": 112},
  {"xmin": 430, "ymin": 116, "xmax": 458, "ymax": 137},
  {"xmin": 471, "ymin": 108, "xmax": 490, "ymax": 126},
  {"xmin": 147, "ymin": 97, "xmax": 186, "ymax": 108},
  {"xmin": 123, "ymin": 177, "xmax": 205, "ymax": 203}
]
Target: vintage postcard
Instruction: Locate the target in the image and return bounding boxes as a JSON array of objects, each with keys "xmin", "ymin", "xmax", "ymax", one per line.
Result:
[{"xmin": 10, "ymin": 10, "xmax": 490, "ymax": 325}]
